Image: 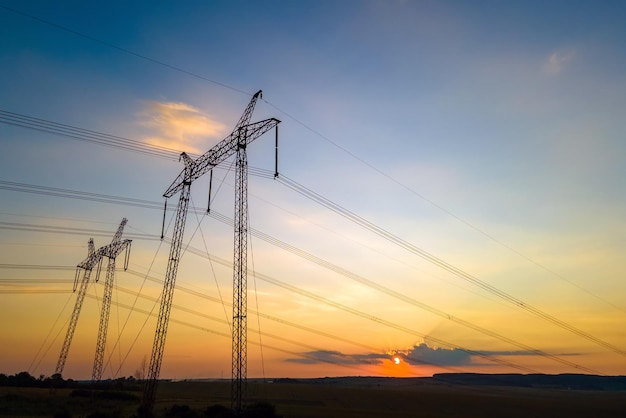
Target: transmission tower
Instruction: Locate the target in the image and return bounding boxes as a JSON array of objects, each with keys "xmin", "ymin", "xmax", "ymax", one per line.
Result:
[
  {"xmin": 91, "ymin": 218, "xmax": 132, "ymax": 382},
  {"xmin": 231, "ymin": 137, "xmax": 248, "ymax": 415},
  {"xmin": 141, "ymin": 90, "xmax": 279, "ymax": 415},
  {"xmin": 55, "ymin": 238, "xmax": 103, "ymax": 377}
]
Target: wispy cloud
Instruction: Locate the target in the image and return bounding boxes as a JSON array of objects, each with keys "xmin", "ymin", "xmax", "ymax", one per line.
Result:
[
  {"xmin": 285, "ymin": 350, "xmax": 387, "ymax": 366},
  {"xmin": 138, "ymin": 101, "xmax": 226, "ymax": 154},
  {"xmin": 543, "ymin": 49, "xmax": 576, "ymax": 75},
  {"xmin": 284, "ymin": 344, "xmax": 579, "ymax": 368}
]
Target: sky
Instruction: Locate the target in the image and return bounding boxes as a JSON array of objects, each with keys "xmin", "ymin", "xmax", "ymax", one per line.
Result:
[{"xmin": 1, "ymin": 0, "xmax": 625, "ymax": 381}]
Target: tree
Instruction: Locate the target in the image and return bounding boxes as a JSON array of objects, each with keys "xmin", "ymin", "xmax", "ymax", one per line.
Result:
[
  {"xmin": 13, "ymin": 371, "xmax": 37, "ymax": 387},
  {"xmin": 134, "ymin": 355, "xmax": 148, "ymax": 381}
]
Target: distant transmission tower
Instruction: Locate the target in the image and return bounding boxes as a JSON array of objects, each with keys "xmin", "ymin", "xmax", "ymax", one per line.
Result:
[
  {"xmin": 91, "ymin": 218, "xmax": 132, "ymax": 382},
  {"xmin": 141, "ymin": 90, "xmax": 279, "ymax": 415},
  {"xmin": 55, "ymin": 219, "xmax": 129, "ymax": 378},
  {"xmin": 54, "ymin": 238, "xmax": 102, "ymax": 377}
]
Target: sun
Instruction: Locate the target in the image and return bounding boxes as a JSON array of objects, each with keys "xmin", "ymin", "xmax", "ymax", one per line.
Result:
[{"xmin": 378, "ymin": 353, "xmax": 411, "ymax": 377}]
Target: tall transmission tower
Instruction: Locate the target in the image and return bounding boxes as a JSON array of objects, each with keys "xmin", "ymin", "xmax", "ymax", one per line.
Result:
[
  {"xmin": 55, "ymin": 238, "xmax": 102, "ymax": 376},
  {"xmin": 232, "ymin": 109, "xmax": 251, "ymax": 415},
  {"xmin": 91, "ymin": 218, "xmax": 132, "ymax": 382},
  {"xmin": 141, "ymin": 90, "xmax": 280, "ymax": 415}
]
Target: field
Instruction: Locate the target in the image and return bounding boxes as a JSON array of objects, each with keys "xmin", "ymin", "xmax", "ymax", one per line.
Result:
[{"xmin": 1, "ymin": 377, "xmax": 625, "ymax": 417}]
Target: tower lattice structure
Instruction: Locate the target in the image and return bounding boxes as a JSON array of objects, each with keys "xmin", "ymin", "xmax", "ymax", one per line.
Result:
[{"xmin": 141, "ymin": 90, "xmax": 279, "ymax": 415}]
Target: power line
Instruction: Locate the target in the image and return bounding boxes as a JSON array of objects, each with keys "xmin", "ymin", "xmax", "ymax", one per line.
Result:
[
  {"xmin": 276, "ymin": 174, "xmax": 626, "ymax": 358},
  {"xmin": 28, "ymin": 291, "xmax": 74, "ymax": 374},
  {"xmin": 0, "ymin": 263, "xmax": 73, "ymax": 271},
  {"xmin": 261, "ymin": 100, "xmax": 626, "ymax": 323},
  {"xmin": 83, "ymin": 293, "xmax": 388, "ymax": 377},
  {"xmin": 4, "ymin": 106, "xmax": 621, "ymax": 326},
  {"xmin": 0, "ymin": 262, "xmax": 546, "ymax": 374},
  {"xmin": 5, "ymin": 263, "xmax": 461, "ymax": 375},
  {"xmin": 3, "ymin": 107, "xmax": 622, "ymax": 330},
  {"xmin": 120, "ymin": 273, "xmax": 454, "ymax": 374},
  {"xmin": 0, "ymin": 180, "xmax": 163, "ymax": 210},
  {"xmin": 5, "ymin": 103, "xmax": 608, "ymax": 332},
  {"xmin": 150, "ymin": 242, "xmax": 542, "ymax": 373},
  {"xmin": 0, "ymin": 109, "xmax": 195, "ymax": 161},
  {"xmin": 2, "ymin": 198, "xmax": 486, "ymax": 382},
  {"xmin": 205, "ymin": 217, "xmax": 598, "ymax": 373},
  {"xmin": 1, "ymin": 181, "xmax": 621, "ymax": 367},
  {"xmin": 0, "ymin": 220, "xmax": 160, "ymax": 241},
  {"xmin": 175, "ymin": 247, "xmax": 541, "ymax": 374},
  {"xmin": 0, "ymin": 289, "xmax": 72, "ymax": 294},
  {"xmin": 0, "ymin": 5, "xmax": 250, "ymax": 97},
  {"xmin": 108, "ymin": 284, "xmax": 391, "ymax": 372}
]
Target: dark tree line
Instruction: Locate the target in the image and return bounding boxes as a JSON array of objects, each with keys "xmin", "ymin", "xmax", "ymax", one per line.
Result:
[
  {"xmin": 0, "ymin": 371, "xmax": 141, "ymax": 390},
  {"xmin": 0, "ymin": 371, "xmax": 71, "ymax": 388},
  {"xmin": 1, "ymin": 372, "xmax": 281, "ymax": 417}
]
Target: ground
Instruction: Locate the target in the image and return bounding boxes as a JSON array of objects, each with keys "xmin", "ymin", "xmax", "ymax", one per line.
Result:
[{"xmin": 1, "ymin": 377, "xmax": 625, "ymax": 417}]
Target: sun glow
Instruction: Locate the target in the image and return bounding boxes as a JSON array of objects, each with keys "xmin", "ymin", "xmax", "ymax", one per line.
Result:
[{"xmin": 393, "ymin": 356, "xmax": 401, "ymax": 365}]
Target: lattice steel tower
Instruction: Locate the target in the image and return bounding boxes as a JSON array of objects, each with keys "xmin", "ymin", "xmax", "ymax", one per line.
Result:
[
  {"xmin": 91, "ymin": 218, "xmax": 132, "ymax": 382},
  {"xmin": 54, "ymin": 238, "xmax": 102, "ymax": 376},
  {"xmin": 141, "ymin": 90, "xmax": 279, "ymax": 415},
  {"xmin": 232, "ymin": 130, "xmax": 249, "ymax": 414},
  {"xmin": 55, "ymin": 220, "xmax": 130, "ymax": 378}
]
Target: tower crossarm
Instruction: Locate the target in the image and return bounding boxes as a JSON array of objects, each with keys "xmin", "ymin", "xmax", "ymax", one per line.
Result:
[
  {"xmin": 233, "ymin": 89, "xmax": 263, "ymax": 135},
  {"xmin": 76, "ymin": 238, "xmax": 103, "ymax": 271},
  {"xmin": 163, "ymin": 117, "xmax": 280, "ymax": 198},
  {"xmin": 99, "ymin": 239, "xmax": 132, "ymax": 260},
  {"xmin": 99, "ymin": 218, "xmax": 132, "ymax": 259},
  {"xmin": 110, "ymin": 218, "xmax": 127, "ymax": 245}
]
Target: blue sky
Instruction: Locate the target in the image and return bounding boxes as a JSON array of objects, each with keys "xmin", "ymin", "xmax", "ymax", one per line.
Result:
[{"xmin": 1, "ymin": 1, "xmax": 625, "ymax": 380}]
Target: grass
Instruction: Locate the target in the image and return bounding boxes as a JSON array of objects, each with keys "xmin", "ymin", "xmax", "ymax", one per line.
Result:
[
  {"xmin": 1, "ymin": 378, "xmax": 626, "ymax": 417},
  {"xmin": 0, "ymin": 386, "xmax": 138, "ymax": 418}
]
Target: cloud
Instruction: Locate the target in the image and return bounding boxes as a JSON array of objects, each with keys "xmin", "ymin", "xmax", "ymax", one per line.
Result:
[
  {"xmin": 138, "ymin": 101, "xmax": 226, "ymax": 154},
  {"xmin": 285, "ymin": 350, "xmax": 387, "ymax": 366},
  {"xmin": 402, "ymin": 344, "xmax": 580, "ymax": 366},
  {"xmin": 401, "ymin": 343, "xmax": 471, "ymax": 366},
  {"xmin": 543, "ymin": 49, "xmax": 576, "ymax": 75},
  {"xmin": 284, "ymin": 345, "xmax": 471, "ymax": 367},
  {"xmin": 284, "ymin": 344, "xmax": 580, "ymax": 368}
]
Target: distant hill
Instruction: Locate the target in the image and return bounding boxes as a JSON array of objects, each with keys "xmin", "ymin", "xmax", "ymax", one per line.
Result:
[
  {"xmin": 431, "ymin": 373, "xmax": 626, "ymax": 391},
  {"xmin": 271, "ymin": 373, "xmax": 626, "ymax": 391}
]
